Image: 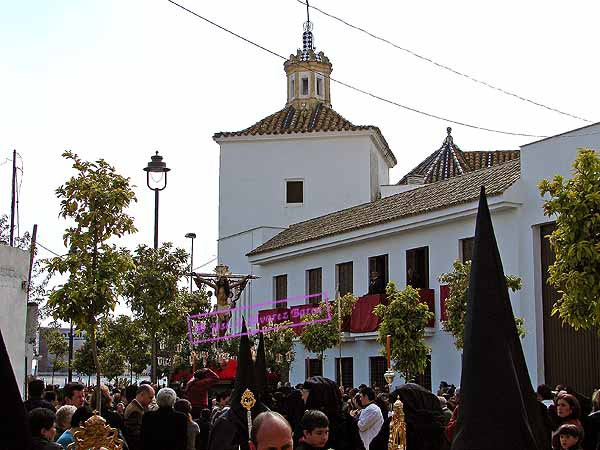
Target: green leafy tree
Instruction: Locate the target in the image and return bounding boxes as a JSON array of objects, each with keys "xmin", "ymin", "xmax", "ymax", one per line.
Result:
[
  {"xmin": 299, "ymin": 294, "xmax": 357, "ymax": 365},
  {"xmin": 263, "ymin": 323, "xmax": 296, "ymax": 382},
  {"xmin": 373, "ymin": 282, "xmax": 433, "ymax": 382},
  {"xmin": 73, "ymin": 339, "xmax": 96, "ymax": 378},
  {"xmin": 44, "ymin": 323, "xmax": 68, "ymax": 384},
  {"xmin": 45, "ymin": 151, "xmax": 137, "ymax": 408},
  {"xmin": 98, "ymin": 316, "xmax": 146, "ymax": 382},
  {"xmin": 439, "ymin": 260, "xmax": 525, "ymax": 350},
  {"xmin": 539, "ymin": 148, "xmax": 600, "ymax": 331},
  {"xmin": 124, "ymin": 245, "xmax": 208, "ymax": 382}
]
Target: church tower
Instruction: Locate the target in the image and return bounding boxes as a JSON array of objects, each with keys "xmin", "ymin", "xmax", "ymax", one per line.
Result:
[
  {"xmin": 213, "ymin": 11, "xmax": 396, "ymax": 281},
  {"xmin": 284, "ymin": 14, "xmax": 332, "ymax": 109}
]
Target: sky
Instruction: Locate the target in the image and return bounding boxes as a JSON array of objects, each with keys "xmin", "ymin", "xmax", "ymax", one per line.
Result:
[{"xmin": 1, "ymin": 0, "xmax": 599, "ymax": 317}]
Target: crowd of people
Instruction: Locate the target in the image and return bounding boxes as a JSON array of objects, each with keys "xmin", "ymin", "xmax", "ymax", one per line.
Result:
[{"xmin": 22, "ymin": 372, "xmax": 600, "ymax": 450}]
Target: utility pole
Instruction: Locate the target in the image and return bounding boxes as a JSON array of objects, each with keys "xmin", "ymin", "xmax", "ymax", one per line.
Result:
[
  {"xmin": 9, "ymin": 150, "xmax": 17, "ymax": 246},
  {"xmin": 26, "ymin": 224, "xmax": 38, "ymax": 298}
]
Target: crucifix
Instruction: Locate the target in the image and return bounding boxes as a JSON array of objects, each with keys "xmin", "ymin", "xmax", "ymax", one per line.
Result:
[{"xmin": 192, "ymin": 264, "xmax": 258, "ymax": 336}]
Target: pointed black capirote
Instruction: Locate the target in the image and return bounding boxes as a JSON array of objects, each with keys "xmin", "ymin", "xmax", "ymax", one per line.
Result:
[
  {"xmin": 230, "ymin": 317, "xmax": 256, "ymax": 409},
  {"xmin": 0, "ymin": 326, "xmax": 32, "ymax": 449},
  {"xmin": 451, "ymin": 187, "xmax": 549, "ymax": 450},
  {"xmin": 254, "ymin": 332, "xmax": 267, "ymax": 400}
]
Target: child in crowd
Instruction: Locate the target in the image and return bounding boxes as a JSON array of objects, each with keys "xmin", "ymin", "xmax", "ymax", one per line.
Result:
[
  {"xmin": 296, "ymin": 409, "xmax": 329, "ymax": 450},
  {"xmin": 558, "ymin": 423, "xmax": 583, "ymax": 450}
]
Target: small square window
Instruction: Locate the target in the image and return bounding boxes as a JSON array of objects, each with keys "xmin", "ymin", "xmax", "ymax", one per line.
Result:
[
  {"xmin": 301, "ymin": 77, "xmax": 309, "ymax": 96},
  {"xmin": 286, "ymin": 180, "xmax": 303, "ymax": 204}
]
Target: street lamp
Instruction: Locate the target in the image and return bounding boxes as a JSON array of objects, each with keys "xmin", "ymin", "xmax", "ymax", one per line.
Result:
[
  {"xmin": 185, "ymin": 232, "xmax": 196, "ymax": 294},
  {"xmin": 143, "ymin": 151, "xmax": 170, "ymax": 384},
  {"xmin": 144, "ymin": 151, "xmax": 170, "ymax": 249}
]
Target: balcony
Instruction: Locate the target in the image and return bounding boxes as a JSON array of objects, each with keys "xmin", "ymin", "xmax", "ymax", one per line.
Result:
[{"xmin": 256, "ymin": 289, "xmax": 435, "ymax": 336}]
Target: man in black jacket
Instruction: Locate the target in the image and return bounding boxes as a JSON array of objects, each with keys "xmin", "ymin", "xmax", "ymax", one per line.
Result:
[
  {"xmin": 24, "ymin": 379, "xmax": 56, "ymax": 413},
  {"xmin": 142, "ymin": 387, "xmax": 187, "ymax": 450}
]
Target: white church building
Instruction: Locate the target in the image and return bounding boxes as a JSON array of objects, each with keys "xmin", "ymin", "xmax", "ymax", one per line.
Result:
[{"xmin": 213, "ymin": 18, "xmax": 600, "ymax": 393}]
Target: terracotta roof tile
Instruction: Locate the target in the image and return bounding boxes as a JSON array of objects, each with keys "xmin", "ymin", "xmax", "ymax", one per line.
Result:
[
  {"xmin": 399, "ymin": 128, "xmax": 520, "ymax": 185},
  {"xmin": 248, "ymin": 159, "xmax": 520, "ymax": 256},
  {"xmin": 213, "ymin": 104, "xmax": 397, "ymax": 165}
]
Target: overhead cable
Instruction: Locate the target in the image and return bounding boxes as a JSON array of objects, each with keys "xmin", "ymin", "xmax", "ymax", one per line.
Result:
[
  {"xmin": 296, "ymin": 0, "xmax": 593, "ymax": 123},
  {"xmin": 166, "ymin": 0, "xmax": 548, "ymax": 138}
]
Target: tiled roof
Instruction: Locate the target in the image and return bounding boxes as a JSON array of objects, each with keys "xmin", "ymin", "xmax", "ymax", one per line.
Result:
[
  {"xmin": 213, "ymin": 103, "xmax": 397, "ymax": 165},
  {"xmin": 398, "ymin": 127, "xmax": 519, "ymax": 184},
  {"xmin": 248, "ymin": 159, "xmax": 520, "ymax": 256}
]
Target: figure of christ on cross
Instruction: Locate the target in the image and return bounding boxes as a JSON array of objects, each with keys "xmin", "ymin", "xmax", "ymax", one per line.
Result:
[{"xmin": 192, "ymin": 264, "xmax": 257, "ymax": 337}]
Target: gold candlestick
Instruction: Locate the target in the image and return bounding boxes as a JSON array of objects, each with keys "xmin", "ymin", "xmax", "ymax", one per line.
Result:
[{"xmin": 241, "ymin": 389, "xmax": 256, "ymax": 445}]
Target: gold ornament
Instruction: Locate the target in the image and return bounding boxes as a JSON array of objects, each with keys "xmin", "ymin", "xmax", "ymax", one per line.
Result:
[
  {"xmin": 241, "ymin": 388, "xmax": 257, "ymax": 443},
  {"xmin": 241, "ymin": 388, "xmax": 256, "ymax": 411},
  {"xmin": 388, "ymin": 399, "xmax": 407, "ymax": 450},
  {"xmin": 67, "ymin": 412, "xmax": 124, "ymax": 450}
]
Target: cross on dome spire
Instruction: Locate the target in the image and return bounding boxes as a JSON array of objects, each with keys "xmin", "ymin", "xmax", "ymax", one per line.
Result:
[
  {"xmin": 301, "ymin": 1, "xmax": 320, "ymax": 61},
  {"xmin": 284, "ymin": 1, "xmax": 332, "ymax": 107}
]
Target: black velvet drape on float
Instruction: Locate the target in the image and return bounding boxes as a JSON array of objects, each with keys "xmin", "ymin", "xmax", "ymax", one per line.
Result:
[
  {"xmin": 451, "ymin": 188, "xmax": 549, "ymax": 450},
  {"xmin": 0, "ymin": 325, "xmax": 32, "ymax": 449},
  {"xmin": 207, "ymin": 319, "xmax": 267, "ymax": 450}
]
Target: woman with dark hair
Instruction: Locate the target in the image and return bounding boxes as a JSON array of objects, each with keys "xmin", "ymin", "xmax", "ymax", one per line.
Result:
[
  {"xmin": 552, "ymin": 393, "xmax": 584, "ymax": 450},
  {"xmin": 299, "ymin": 377, "xmax": 365, "ymax": 450}
]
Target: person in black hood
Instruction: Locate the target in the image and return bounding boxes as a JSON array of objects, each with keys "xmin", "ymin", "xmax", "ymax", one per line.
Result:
[
  {"xmin": 369, "ymin": 383, "xmax": 446, "ymax": 450},
  {"xmin": 298, "ymin": 376, "xmax": 365, "ymax": 450},
  {"xmin": 207, "ymin": 321, "xmax": 269, "ymax": 450}
]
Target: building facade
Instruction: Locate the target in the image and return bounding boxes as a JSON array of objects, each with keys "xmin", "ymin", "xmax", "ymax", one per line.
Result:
[{"xmin": 213, "ymin": 16, "xmax": 600, "ymax": 393}]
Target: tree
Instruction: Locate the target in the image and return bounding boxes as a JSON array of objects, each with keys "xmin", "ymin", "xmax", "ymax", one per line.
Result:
[
  {"xmin": 539, "ymin": 148, "xmax": 600, "ymax": 331},
  {"xmin": 98, "ymin": 316, "xmax": 143, "ymax": 383},
  {"xmin": 124, "ymin": 245, "xmax": 209, "ymax": 382},
  {"xmin": 73, "ymin": 339, "xmax": 96, "ymax": 380},
  {"xmin": 373, "ymin": 282, "xmax": 433, "ymax": 382},
  {"xmin": 439, "ymin": 260, "xmax": 525, "ymax": 350},
  {"xmin": 299, "ymin": 294, "xmax": 357, "ymax": 366},
  {"xmin": 262, "ymin": 323, "xmax": 296, "ymax": 382},
  {"xmin": 44, "ymin": 323, "xmax": 68, "ymax": 385},
  {"xmin": 46, "ymin": 151, "xmax": 137, "ymax": 408}
]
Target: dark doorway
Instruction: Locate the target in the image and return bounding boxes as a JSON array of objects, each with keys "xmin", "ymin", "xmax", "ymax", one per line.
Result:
[
  {"xmin": 307, "ymin": 268, "xmax": 322, "ymax": 305},
  {"xmin": 370, "ymin": 356, "xmax": 387, "ymax": 389},
  {"xmin": 406, "ymin": 247, "xmax": 429, "ymax": 289},
  {"xmin": 368, "ymin": 254, "xmax": 389, "ymax": 285},
  {"xmin": 306, "ymin": 358, "xmax": 323, "ymax": 378},
  {"xmin": 335, "ymin": 357, "xmax": 354, "ymax": 388},
  {"xmin": 540, "ymin": 223, "xmax": 600, "ymax": 395},
  {"xmin": 337, "ymin": 262, "xmax": 353, "ymax": 296}
]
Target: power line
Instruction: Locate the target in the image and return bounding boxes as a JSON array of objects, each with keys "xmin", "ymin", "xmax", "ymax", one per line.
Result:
[
  {"xmin": 166, "ymin": 0, "xmax": 548, "ymax": 138},
  {"xmin": 36, "ymin": 241, "xmax": 66, "ymax": 258},
  {"xmin": 297, "ymin": 0, "xmax": 593, "ymax": 124}
]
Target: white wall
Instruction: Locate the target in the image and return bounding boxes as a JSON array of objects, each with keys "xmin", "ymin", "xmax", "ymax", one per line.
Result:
[
  {"xmin": 217, "ymin": 134, "xmax": 380, "ymax": 240},
  {"xmin": 516, "ymin": 125, "xmax": 600, "ymax": 387},
  {"xmin": 0, "ymin": 245, "xmax": 30, "ymax": 396},
  {"xmin": 252, "ymin": 204, "xmax": 522, "ymax": 388}
]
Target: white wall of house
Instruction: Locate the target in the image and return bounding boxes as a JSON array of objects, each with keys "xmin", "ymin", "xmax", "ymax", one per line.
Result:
[
  {"xmin": 516, "ymin": 124, "xmax": 600, "ymax": 387},
  {"xmin": 216, "ymin": 130, "xmax": 395, "ymax": 332},
  {"xmin": 217, "ymin": 133, "xmax": 379, "ymax": 239},
  {"xmin": 0, "ymin": 245, "xmax": 30, "ymax": 396},
  {"xmin": 250, "ymin": 201, "xmax": 523, "ymax": 388}
]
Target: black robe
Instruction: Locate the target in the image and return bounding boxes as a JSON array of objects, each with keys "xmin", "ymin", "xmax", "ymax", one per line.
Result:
[{"xmin": 207, "ymin": 405, "xmax": 268, "ymax": 450}]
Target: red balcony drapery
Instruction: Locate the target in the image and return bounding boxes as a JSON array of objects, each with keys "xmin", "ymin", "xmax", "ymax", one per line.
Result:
[{"xmin": 349, "ymin": 294, "xmax": 386, "ymax": 333}]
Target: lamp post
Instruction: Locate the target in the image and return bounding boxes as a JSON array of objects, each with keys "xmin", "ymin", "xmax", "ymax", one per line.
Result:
[
  {"xmin": 144, "ymin": 151, "xmax": 170, "ymax": 384},
  {"xmin": 185, "ymin": 232, "xmax": 197, "ymax": 372},
  {"xmin": 185, "ymin": 232, "xmax": 196, "ymax": 294}
]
